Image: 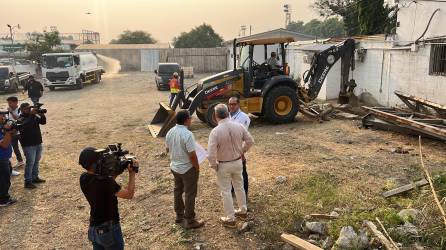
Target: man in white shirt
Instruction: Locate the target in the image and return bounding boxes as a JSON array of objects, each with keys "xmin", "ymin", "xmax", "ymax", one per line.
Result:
[
  {"xmin": 6, "ymin": 96, "xmax": 24, "ymax": 176},
  {"xmin": 208, "ymin": 104, "xmax": 254, "ymax": 228},
  {"xmin": 165, "ymin": 110, "xmax": 204, "ymax": 229},
  {"xmin": 228, "ymin": 96, "xmax": 250, "ymax": 200}
]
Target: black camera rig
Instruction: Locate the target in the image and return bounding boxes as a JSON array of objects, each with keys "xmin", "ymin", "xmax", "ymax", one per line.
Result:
[
  {"xmin": 31, "ymin": 103, "xmax": 47, "ymax": 114},
  {"xmin": 94, "ymin": 143, "xmax": 138, "ymax": 177}
]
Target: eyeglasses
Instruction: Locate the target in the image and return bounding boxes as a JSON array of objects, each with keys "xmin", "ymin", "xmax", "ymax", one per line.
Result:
[{"xmin": 228, "ymin": 103, "xmax": 238, "ymax": 106}]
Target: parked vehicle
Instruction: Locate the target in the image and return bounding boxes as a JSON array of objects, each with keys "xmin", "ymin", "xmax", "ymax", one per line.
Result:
[
  {"xmin": 154, "ymin": 63, "xmax": 181, "ymax": 90},
  {"xmin": 42, "ymin": 52, "xmax": 104, "ymax": 90},
  {"xmin": 0, "ymin": 65, "xmax": 31, "ymax": 92}
]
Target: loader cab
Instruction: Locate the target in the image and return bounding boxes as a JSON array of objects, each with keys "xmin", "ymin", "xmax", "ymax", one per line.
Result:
[{"xmin": 235, "ymin": 38, "xmax": 291, "ymax": 97}]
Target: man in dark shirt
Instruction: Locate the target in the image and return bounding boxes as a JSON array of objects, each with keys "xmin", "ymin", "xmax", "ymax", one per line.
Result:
[
  {"xmin": 18, "ymin": 102, "xmax": 46, "ymax": 189},
  {"xmin": 79, "ymin": 147, "xmax": 137, "ymax": 250},
  {"xmin": 0, "ymin": 114, "xmax": 17, "ymax": 207},
  {"xmin": 23, "ymin": 76, "xmax": 44, "ymax": 105}
]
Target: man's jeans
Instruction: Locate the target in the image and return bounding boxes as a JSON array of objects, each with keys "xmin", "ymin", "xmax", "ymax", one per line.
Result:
[
  {"xmin": 0, "ymin": 160, "xmax": 11, "ymax": 203},
  {"xmin": 88, "ymin": 222, "xmax": 124, "ymax": 250},
  {"xmin": 11, "ymin": 134, "xmax": 23, "ymax": 162},
  {"xmin": 30, "ymin": 96, "xmax": 40, "ymax": 106},
  {"xmin": 171, "ymin": 167, "xmax": 199, "ymax": 222},
  {"xmin": 217, "ymin": 159, "xmax": 247, "ymax": 221},
  {"xmin": 23, "ymin": 144, "xmax": 42, "ymax": 183}
]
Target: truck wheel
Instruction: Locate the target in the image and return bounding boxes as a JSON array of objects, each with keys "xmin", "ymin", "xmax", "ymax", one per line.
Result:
[
  {"xmin": 264, "ymin": 86, "xmax": 299, "ymax": 124},
  {"xmin": 205, "ymin": 103, "xmax": 219, "ymax": 127},
  {"xmin": 196, "ymin": 109, "xmax": 206, "ymax": 123}
]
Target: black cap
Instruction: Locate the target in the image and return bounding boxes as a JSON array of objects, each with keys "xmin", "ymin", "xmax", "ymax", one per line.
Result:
[
  {"xmin": 79, "ymin": 147, "xmax": 98, "ymax": 169},
  {"xmin": 20, "ymin": 102, "xmax": 30, "ymax": 109}
]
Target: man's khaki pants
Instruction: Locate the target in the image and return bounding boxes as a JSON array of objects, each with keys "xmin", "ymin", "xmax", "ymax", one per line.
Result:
[{"xmin": 217, "ymin": 159, "xmax": 247, "ymax": 221}]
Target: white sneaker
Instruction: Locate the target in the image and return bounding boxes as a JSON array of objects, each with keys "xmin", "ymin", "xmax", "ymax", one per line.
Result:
[
  {"xmin": 14, "ymin": 161, "xmax": 25, "ymax": 168},
  {"xmin": 11, "ymin": 170, "xmax": 20, "ymax": 176}
]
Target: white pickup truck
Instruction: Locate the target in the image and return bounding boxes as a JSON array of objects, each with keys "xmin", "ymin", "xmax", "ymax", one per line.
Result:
[
  {"xmin": 42, "ymin": 52, "xmax": 105, "ymax": 90},
  {"xmin": 0, "ymin": 65, "xmax": 31, "ymax": 92}
]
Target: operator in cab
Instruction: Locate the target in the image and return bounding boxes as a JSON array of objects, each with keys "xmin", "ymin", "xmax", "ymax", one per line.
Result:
[{"xmin": 266, "ymin": 52, "xmax": 281, "ymax": 70}]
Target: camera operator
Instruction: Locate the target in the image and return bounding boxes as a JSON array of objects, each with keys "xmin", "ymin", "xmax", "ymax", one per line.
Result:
[
  {"xmin": 18, "ymin": 103, "xmax": 46, "ymax": 189},
  {"xmin": 6, "ymin": 96, "xmax": 25, "ymax": 172},
  {"xmin": 0, "ymin": 114, "xmax": 17, "ymax": 207},
  {"xmin": 78, "ymin": 147, "xmax": 137, "ymax": 250}
]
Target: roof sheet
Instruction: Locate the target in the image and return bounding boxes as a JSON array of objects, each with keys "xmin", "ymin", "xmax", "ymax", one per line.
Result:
[{"xmin": 75, "ymin": 43, "xmax": 170, "ymax": 50}]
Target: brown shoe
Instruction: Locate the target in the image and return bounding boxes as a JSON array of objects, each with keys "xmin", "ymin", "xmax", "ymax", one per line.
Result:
[
  {"xmin": 220, "ymin": 217, "xmax": 236, "ymax": 228},
  {"xmin": 235, "ymin": 211, "xmax": 248, "ymax": 220},
  {"xmin": 185, "ymin": 219, "xmax": 204, "ymax": 229}
]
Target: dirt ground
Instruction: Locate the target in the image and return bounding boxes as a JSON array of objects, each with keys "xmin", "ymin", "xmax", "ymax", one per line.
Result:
[{"xmin": 0, "ymin": 72, "xmax": 445, "ymax": 250}]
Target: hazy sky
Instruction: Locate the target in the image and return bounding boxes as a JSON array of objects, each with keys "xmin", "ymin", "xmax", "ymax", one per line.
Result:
[{"xmin": 2, "ymin": 0, "xmax": 319, "ymax": 43}]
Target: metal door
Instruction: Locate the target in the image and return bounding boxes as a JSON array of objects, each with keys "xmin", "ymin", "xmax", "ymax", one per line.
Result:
[{"xmin": 141, "ymin": 49, "xmax": 159, "ymax": 72}]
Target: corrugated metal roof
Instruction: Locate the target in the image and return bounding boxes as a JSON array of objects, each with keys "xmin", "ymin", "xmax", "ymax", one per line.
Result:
[
  {"xmin": 293, "ymin": 44, "xmax": 334, "ymax": 51},
  {"xmin": 75, "ymin": 43, "xmax": 170, "ymax": 50},
  {"xmin": 224, "ymin": 28, "xmax": 316, "ymax": 45}
]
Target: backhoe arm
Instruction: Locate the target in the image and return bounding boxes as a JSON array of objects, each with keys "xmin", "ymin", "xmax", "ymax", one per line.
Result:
[{"xmin": 303, "ymin": 39, "xmax": 356, "ymax": 102}]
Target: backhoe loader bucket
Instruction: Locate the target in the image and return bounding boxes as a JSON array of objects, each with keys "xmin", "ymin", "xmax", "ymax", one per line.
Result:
[{"xmin": 148, "ymin": 102, "xmax": 177, "ymax": 138}]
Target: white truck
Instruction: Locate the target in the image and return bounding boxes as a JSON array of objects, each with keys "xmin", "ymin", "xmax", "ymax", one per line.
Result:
[
  {"xmin": 0, "ymin": 65, "xmax": 31, "ymax": 92},
  {"xmin": 42, "ymin": 52, "xmax": 104, "ymax": 90}
]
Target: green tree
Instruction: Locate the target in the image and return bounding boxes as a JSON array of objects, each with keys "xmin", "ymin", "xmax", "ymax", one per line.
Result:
[
  {"xmin": 358, "ymin": 0, "xmax": 387, "ymax": 35},
  {"xmin": 173, "ymin": 24, "xmax": 223, "ymax": 48},
  {"xmin": 286, "ymin": 18, "xmax": 344, "ymax": 38},
  {"xmin": 110, "ymin": 30, "xmax": 157, "ymax": 44},
  {"xmin": 26, "ymin": 31, "xmax": 62, "ymax": 62},
  {"xmin": 313, "ymin": 0, "xmax": 397, "ymax": 36}
]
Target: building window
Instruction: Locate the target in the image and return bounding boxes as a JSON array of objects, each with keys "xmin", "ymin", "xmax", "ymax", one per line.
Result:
[{"xmin": 429, "ymin": 43, "xmax": 446, "ymax": 76}]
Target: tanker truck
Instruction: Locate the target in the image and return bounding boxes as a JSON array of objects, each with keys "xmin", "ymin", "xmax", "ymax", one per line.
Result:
[{"xmin": 42, "ymin": 52, "xmax": 104, "ymax": 90}]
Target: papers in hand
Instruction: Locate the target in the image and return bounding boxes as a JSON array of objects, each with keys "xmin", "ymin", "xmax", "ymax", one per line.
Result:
[{"xmin": 195, "ymin": 142, "xmax": 208, "ymax": 164}]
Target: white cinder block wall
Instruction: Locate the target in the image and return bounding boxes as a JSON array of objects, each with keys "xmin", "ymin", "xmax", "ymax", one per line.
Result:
[{"xmin": 287, "ymin": 41, "xmax": 446, "ymax": 106}]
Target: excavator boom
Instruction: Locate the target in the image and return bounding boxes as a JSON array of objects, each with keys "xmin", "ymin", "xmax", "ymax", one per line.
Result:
[{"xmin": 303, "ymin": 39, "xmax": 356, "ymax": 104}]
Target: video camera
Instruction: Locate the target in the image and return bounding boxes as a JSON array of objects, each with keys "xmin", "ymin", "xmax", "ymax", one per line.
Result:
[
  {"xmin": 0, "ymin": 111, "xmax": 23, "ymax": 132},
  {"xmin": 31, "ymin": 103, "xmax": 47, "ymax": 114},
  {"xmin": 94, "ymin": 143, "xmax": 138, "ymax": 177}
]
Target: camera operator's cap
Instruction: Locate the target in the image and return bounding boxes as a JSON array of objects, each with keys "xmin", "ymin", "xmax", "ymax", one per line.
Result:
[
  {"xmin": 20, "ymin": 102, "xmax": 31, "ymax": 109},
  {"xmin": 79, "ymin": 147, "xmax": 98, "ymax": 169}
]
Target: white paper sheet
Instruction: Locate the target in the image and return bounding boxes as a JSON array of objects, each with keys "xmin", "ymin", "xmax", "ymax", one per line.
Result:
[{"xmin": 195, "ymin": 142, "xmax": 208, "ymax": 164}]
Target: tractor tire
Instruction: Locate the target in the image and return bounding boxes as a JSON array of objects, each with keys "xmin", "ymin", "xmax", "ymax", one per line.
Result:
[
  {"xmin": 196, "ymin": 109, "xmax": 207, "ymax": 123},
  {"xmin": 264, "ymin": 86, "xmax": 299, "ymax": 124},
  {"xmin": 205, "ymin": 103, "xmax": 219, "ymax": 128}
]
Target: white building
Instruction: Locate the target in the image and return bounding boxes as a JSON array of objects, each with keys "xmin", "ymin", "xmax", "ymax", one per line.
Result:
[{"xmin": 288, "ymin": 0, "xmax": 446, "ymax": 106}]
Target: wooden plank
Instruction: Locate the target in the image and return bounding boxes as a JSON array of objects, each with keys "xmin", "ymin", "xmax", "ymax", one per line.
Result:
[
  {"xmin": 362, "ymin": 106, "xmax": 446, "ymax": 141},
  {"xmin": 382, "ymin": 179, "xmax": 429, "ymax": 198},
  {"xmin": 364, "ymin": 221, "xmax": 399, "ymax": 250},
  {"xmin": 309, "ymin": 214, "xmax": 339, "ymax": 220},
  {"xmin": 281, "ymin": 233, "xmax": 323, "ymax": 250}
]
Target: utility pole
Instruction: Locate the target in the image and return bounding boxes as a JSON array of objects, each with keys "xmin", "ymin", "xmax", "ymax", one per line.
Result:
[
  {"xmin": 283, "ymin": 4, "xmax": 291, "ymax": 28},
  {"xmin": 6, "ymin": 24, "xmax": 20, "ymax": 72}
]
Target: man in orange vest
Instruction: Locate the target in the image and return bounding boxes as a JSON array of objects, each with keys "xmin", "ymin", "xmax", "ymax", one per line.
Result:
[{"xmin": 169, "ymin": 72, "xmax": 181, "ymax": 107}]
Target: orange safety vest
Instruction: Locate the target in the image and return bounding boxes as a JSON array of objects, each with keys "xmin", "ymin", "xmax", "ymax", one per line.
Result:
[{"xmin": 169, "ymin": 78, "xmax": 180, "ymax": 94}]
